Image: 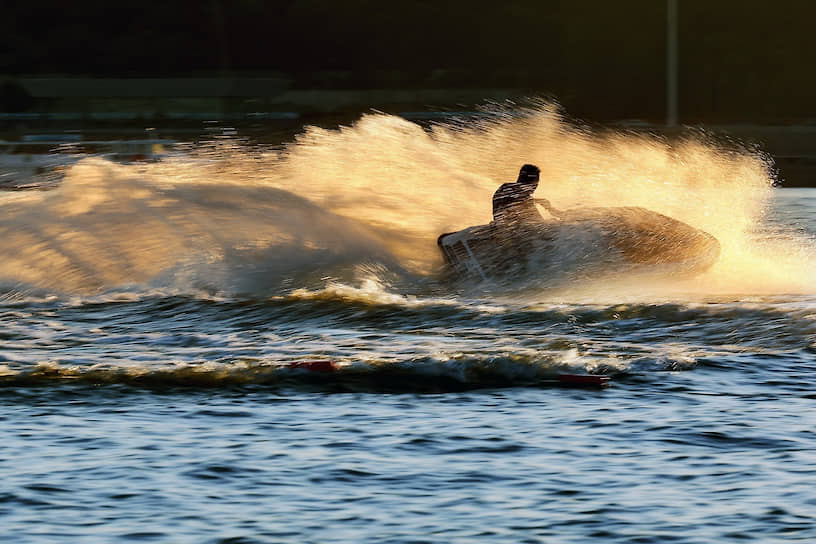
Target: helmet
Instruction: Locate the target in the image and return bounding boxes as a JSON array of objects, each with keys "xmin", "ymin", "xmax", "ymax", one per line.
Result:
[{"xmin": 518, "ymin": 164, "xmax": 540, "ymax": 183}]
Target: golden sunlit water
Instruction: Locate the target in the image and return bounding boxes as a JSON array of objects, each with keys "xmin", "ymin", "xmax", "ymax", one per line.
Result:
[{"xmin": 0, "ymin": 104, "xmax": 812, "ymax": 297}]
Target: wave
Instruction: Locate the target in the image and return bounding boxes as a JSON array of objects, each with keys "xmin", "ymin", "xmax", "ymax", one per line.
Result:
[
  {"xmin": 0, "ymin": 291, "xmax": 812, "ymax": 390},
  {"xmin": 0, "ymin": 355, "xmax": 635, "ymax": 392}
]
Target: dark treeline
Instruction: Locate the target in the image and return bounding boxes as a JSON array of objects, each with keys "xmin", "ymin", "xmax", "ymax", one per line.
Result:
[{"xmin": 1, "ymin": 0, "xmax": 815, "ymax": 122}]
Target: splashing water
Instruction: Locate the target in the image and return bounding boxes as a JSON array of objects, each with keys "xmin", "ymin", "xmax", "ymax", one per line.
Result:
[{"xmin": 0, "ymin": 103, "xmax": 812, "ymax": 297}]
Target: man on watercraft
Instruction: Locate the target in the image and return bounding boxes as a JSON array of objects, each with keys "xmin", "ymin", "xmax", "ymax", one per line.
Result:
[
  {"xmin": 492, "ymin": 164, "xmax": 563, "ymax": 225},
  {"xmin": 439, "ymin": 163, "xmax": 720, "ymax": 279},
  {"xmin": 492, "ymin": 164, "xmax": 542, "ymax": 225}
]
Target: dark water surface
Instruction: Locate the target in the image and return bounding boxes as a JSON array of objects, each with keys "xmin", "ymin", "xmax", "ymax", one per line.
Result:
[{"xmin": 2, "ymin": 184, "xmax": 815, "ymax": 543}]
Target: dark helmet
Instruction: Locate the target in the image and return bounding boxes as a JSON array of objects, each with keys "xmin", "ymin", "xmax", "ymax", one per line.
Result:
[{"xmin": 517, "ymin": 164, "xmax": 540, "ymax": 183}]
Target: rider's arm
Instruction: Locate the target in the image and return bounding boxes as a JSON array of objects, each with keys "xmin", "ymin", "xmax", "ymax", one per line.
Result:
[{"xmin": 535, "ymin": 198, "xmax": 564, "ymax": 219}]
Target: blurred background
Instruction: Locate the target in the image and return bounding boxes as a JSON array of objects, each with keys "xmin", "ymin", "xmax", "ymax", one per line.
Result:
[{"xmin": 1, "ymin": 0, "xmax": 815, "ymax": 184}]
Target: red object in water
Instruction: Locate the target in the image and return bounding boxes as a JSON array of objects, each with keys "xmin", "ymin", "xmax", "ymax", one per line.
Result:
[
  {"xmin": 286, "ymin": 360, "xmax": 337, "ymax": 373},
  {"xmin": 557, "ymin": 374, "xmax": 611, "ymax": 387}
]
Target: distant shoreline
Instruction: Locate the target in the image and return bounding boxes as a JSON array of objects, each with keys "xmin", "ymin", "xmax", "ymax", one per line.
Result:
[{"xmin": 2, "ymin": 81, "xmax": 815, "ymax": 186}]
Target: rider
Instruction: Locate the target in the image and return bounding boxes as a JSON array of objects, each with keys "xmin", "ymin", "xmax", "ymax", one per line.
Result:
[
  {"xmin": 492, "ymin": 164, "xmax": 565, "ymax": 225},
  {"xmin": 493, "ymin": 164, "xmax": 554, "ymax": 225}
]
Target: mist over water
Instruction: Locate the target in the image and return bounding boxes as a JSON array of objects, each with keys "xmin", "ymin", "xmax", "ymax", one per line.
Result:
[{"xmin": 0, "ymin": 103, "xmax": 812, "ymax": 298}]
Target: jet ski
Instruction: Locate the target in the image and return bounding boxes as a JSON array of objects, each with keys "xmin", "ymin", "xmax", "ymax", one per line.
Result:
[{"xmin": 438, "ymin": 206, "xmax": 721, "ymax": 282}]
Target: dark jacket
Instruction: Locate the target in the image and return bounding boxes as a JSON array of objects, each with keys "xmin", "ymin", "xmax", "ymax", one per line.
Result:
[{"xmin": 492, "ymin": 182, "xmax": 542, "ymax": 224}]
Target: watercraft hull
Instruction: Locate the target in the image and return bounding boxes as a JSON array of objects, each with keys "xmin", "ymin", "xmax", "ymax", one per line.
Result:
[{"xmin": 438, "ymin": 206, "xmax": 720, "ymax": 283}]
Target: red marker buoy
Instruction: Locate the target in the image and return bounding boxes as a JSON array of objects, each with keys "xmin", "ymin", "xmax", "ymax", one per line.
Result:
[{"xmin": 286, "ymin": 360, "xmax": 337, "ymax": 373}]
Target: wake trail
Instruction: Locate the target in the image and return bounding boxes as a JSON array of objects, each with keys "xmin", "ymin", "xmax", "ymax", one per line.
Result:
[{"xmin": 0, "ymin": 102, "xmax": 811, "ymax": 298}]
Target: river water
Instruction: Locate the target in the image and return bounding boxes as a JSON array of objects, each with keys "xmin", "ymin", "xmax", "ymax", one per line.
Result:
[{"xmin": 1, "ymin": 110, "xmax": 815, "ymax": 543}]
